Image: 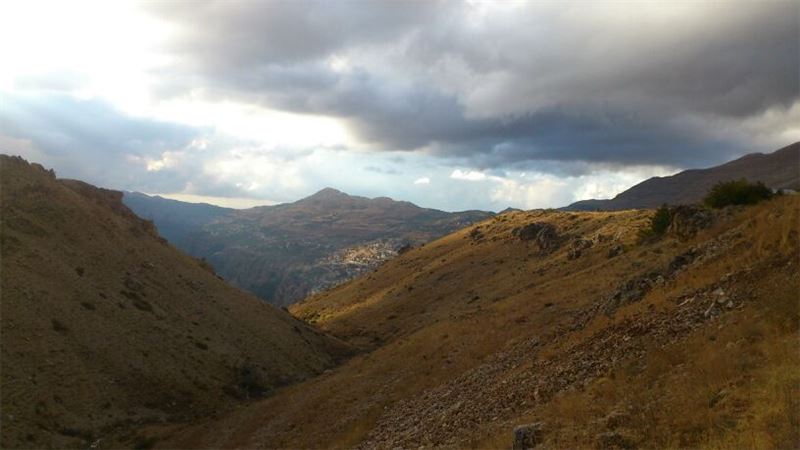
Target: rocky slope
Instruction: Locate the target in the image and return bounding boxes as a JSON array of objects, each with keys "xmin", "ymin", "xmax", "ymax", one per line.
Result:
[
  {"xmin": 156, "ymin": 194, "xmax": 799, "ymax": 449},
  {"xmin": 124, "ymin": 188, "xmax": 492, "ymax": 306},
  {"xmin": 0, "ymin": 155, "xmax": 350, "ymax": 449},
  {"xmin": 566, "ymin": 142, "xmax": 799, "ymax": 210}
]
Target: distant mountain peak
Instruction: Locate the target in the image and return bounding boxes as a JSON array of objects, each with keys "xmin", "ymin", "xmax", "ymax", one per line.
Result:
[
  {"xmin": 123, "ymin": 182, "xmax": 493, "ymax": 307},
  {"xmin": 306, "ymin": 187, "xmax": 350, "ymax": 200}
]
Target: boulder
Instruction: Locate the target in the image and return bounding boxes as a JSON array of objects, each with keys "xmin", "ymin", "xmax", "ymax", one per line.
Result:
[
  {"xmin": 514, "ymin": 223, "xmax": 561, "ymax": 253},
  {"xmin": 536, "ymin": 225, "xmax": 560, "ymax": 253},
  {"xmin": 513, "ymin": 422, "xmax": 545, "ymax": 450},
  {"xmin": 595, "ymin": 233, "xmax": 613, "ymax": 243},
  {"xmin": 603, "ymin": 272, "xmax": 660, "ymax": 315},
  {"xmin": 667, "ymin": 205, "xmax": 715, "ymax": 240},
  {"xmin": 568, "ymin": 238, "xmax": 593, "ymax": 259},
  {"xmin": 514, "ymin": 223, "xmax": 543, "ymax": 241},
  {"xmin": 666, "ymin": 247, "xmax": 700, "ymax": 274}
]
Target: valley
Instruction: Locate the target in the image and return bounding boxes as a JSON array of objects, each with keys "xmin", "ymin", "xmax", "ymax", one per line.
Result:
[
  {"xmin": 1, "ymin": 147, "xmax": 798, "ymax": 449},
  {"xmin": 3, "ymin": 3, "xmax": 798, "ymax": 448},
  {"xmin": 124, "ymin": 189, "xmax": 492, "ymax": 306}
]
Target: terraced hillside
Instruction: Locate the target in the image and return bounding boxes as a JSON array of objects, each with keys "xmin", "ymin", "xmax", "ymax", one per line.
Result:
[
  {"xmin": 0, "ymin": 156, "xmax": 351, "ymax": 449},
  {"xmin": 156, "ymin": 195, "xmax": 799, "ymax": 449}
]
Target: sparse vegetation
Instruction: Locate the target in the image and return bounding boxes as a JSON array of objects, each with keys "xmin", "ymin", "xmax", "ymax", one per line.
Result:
[
  {"xmin": 704, "ymin": 179, "xmax": 773, "ymax": 208},
  {"xmin": 1, "ymin": 155, "xmax": 348, "ymax": 449},
  {"xmin": 132, "ymin": 435, "xmax": 159, "ymax": 450},
  {"xmin": 232, "ymin": 363, "xmax": 272, "ymax": 399},
  {"xmin": 243, "ymin": 196, "xmax": 795, "ymax": 450},
  {"xmin": 51, "ymin": 319, "xmax": 69, "ymax": 334},
  {"xmin": 5, "ymin": 153, "xmax": 800, "ymax": 449},
  {"xmin": 650, "ymin": 204, "xmax": 673, "ymax": 234},
  {"xmin": 80, "ymin": 301, "xmax": 96, "ymax": 310},
  {"xmin": 638, "ymin": 204, "xmax": 674, "ymax": 242},
  {"xmin": 522, "ymin": 265, "xmax": 799, "ymax": 449}
]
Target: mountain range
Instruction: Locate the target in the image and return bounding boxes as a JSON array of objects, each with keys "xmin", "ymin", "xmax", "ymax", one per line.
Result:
[
  {"xmin": 2, "ymin": 143, "xmax": 799, "ymax": 449},
  {"xmin": 566, "ymin": 142, "xmax": 799, "ymax": 210},
  {"xmin": 124, "ymin": 188, "xmax": 492, "ymax": 306}
]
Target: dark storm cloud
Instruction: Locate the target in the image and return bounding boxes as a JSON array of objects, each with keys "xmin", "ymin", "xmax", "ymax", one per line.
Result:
[
  {"xmin": 145, "ymin": 1, "xmax": 799, "ymax": 170},
  {"xmin": 148, "ymin": 1, "xmax": 445, "ymax": 66}
]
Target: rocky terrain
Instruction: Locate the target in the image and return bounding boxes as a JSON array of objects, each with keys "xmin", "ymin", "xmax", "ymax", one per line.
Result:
[
  {"xmin": 3, "ymin": 151, "xmax": 798, "ymax": 450},
  {"xmin": 566, "ymin": 142, "xmax": 799, "ymax": 210},
  {"xmin": 0, "ymin": 156, "xmax": 351, "ymax": 449},
  {"xmin": 124, "ymin": 188, "xmax": 492, "ymax": 306},
  {"xmin": 153, "ymin": 191, "xmax": 799, "ymax": 449}
]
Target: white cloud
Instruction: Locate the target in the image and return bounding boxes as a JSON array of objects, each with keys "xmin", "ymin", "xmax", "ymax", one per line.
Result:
[
  {"xmin": 413, "ymin": 177, "xmax": 430, "ymax": 185},
  {"xmin": 571, "ymin": 165, "xmax": 676, "ymax": 201},
  {"xmin": 327, "ymin": 54, "xmax": 352, "ymax": 73},
  {"xmin": 140, "ymin": 98, "xmax": 353, "ymax": 150},
  {"xmin": 488, "ymin": 175, "xmax": 571, "ymax": 209},
  {"xmin": 450, "ymin": 169, "xmax": 487, "ymax": 181},
  {"xmin": 145, "ymin": 151, "xmax": 180, "ymax": 172}
]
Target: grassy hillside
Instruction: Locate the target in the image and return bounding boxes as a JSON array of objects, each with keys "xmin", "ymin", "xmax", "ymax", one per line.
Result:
[
  {"xmin": 0, "ymin": 156, "xmax": 351, "ymax": 449},
  {"xmin": 157, "ymin": 195, "xmax": 798, "ymax": 449}
]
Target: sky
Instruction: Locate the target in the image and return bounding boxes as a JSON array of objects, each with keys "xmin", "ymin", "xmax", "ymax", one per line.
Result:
[{"xmin": 1, "ymin": 1, "xmax": 798, "ymax": 212}]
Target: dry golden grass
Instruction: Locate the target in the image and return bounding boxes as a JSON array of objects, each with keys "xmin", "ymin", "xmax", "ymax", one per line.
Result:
[
  {"xmin": 518, "ymin": 297, "xmax": 798, "ymax": 450},
  {"xmin": 159, "ymin": 196, "xmax": 799, "ymax": 449},
  {"xmin": 0, "ymin": 156, "xmax": 350, "ymax": 448},
  {"xmin": 479, "ymin": 198, "xmax": 800, "ymax": 450}
]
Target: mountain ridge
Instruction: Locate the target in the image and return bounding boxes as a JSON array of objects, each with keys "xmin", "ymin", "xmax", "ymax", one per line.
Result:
[
  {"xmin": 565, "ymin": 142, "xmax": 800, "ymax": 210},
  {"xmin": 124, "ymin": 188, "xmax": 493, "ymax": 306}
]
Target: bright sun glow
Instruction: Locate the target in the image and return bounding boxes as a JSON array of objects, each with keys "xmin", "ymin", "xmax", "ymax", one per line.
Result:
[
  {"xmin": 0, "ymin": 0, "xmax": 353, "ymax": 150},
  {"xmin": 147, "ymin": 99, "xmax": 352, "ymax": 149},
  {"xmin": 0, "ymin": 0, "xmax": 168, "ymax": 107}
]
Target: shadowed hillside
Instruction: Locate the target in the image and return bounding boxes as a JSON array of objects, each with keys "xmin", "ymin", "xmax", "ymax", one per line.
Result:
[
  {"xmin": 156, "ymin": 194, "xmax": 799, "ymax": 449},
  {"xmin": 125, "ymin": 188, "xmax": 492, "ymax": 306},
  {"xmin": 567, "ymin": 142, "xmax": 800, "ymax": 210},
  {"xmin": 122, "ymin": 192, "xmax": 232, "ymax": 246},
  {"xmin": 0, "ymin": 156, "xmax": 351, "ymax": 449}
]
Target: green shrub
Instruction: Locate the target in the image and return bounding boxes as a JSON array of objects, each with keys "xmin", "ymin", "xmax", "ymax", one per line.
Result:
[
  {"xmin": 650, "ymin": 204, "xmax": 673, "ymax": 235},
  {"xmin": 704, "ymin": 179, "xmax": 772, "ymax": 208},
  {"xmin": 637, "ymin": 204, "xmax": 673, "ymax": 243}
]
